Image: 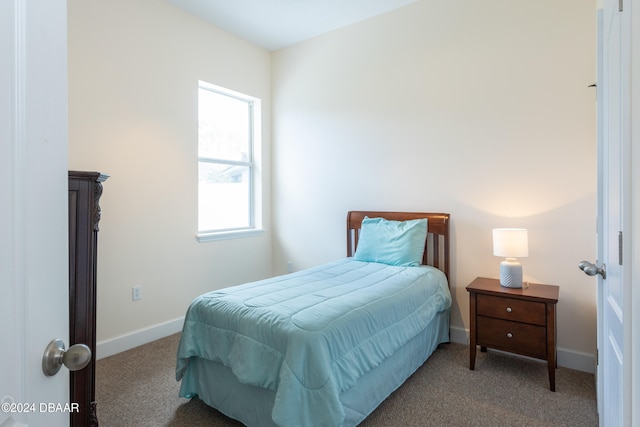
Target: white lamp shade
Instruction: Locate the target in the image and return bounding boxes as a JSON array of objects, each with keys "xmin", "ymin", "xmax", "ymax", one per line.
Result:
[{"xmin": 492, "ymin": 228, "xmax": 528, "ymax": 258}]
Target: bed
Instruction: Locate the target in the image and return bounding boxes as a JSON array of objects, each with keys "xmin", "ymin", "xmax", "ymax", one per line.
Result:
[{"xmin": 176, "ymin": 211, "xmax": 451, "ymax": 427}]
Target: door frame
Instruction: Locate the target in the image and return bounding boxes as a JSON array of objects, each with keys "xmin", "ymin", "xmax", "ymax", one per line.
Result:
[{"xmin": 631, "ymin": 1, "xmax": 640, "ymax": 425}]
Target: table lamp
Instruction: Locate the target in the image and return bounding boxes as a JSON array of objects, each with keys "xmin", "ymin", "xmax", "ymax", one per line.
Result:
[{"xmin": 492, "ymin": 228, "xmax": 528, "ymax": 288}]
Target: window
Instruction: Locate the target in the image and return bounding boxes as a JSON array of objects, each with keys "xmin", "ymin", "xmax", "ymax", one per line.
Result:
[{"xmin": 197, "ymin": 81, "xmax": 262, "ymax": 241}]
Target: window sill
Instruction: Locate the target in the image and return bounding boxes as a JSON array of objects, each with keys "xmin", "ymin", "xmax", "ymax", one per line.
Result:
[{"xmin": 197, "ymin": 228, "xmax": 264, "ymax": 243}]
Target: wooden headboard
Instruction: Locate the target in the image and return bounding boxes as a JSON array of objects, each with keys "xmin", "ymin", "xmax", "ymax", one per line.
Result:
[{"xmin": 346, "ymin": 211, "xmax": 451, "ymax": 281}]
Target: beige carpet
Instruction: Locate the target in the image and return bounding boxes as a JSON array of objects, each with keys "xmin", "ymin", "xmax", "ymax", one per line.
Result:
[{"xmin": 96, "ymin": 334, "xmax": 598, "ymax": 426}]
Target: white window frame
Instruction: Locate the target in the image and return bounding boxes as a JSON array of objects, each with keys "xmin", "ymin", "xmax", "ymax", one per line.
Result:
[{"xmin": 196, "ymin": 81, "xmax": 263, "ymax": 242}]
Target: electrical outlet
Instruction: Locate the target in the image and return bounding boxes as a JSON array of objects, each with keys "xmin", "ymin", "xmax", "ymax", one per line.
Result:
[
  {"xmin": 132, "ymin": 286, "xmax": 142, "ymax": 301},
  {"xmin": 287, "ymin": 262, "xmax": 294, "ymax": 273}
]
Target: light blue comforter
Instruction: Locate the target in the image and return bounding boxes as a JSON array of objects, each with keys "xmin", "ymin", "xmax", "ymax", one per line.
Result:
[{"xmin": 176, "ymin": 258, "xmax": 451, "ymax": 427}]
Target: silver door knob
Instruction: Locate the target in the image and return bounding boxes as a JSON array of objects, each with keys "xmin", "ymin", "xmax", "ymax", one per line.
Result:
[
  {"xmin": 42, "ymin": 339, "xmax": 91, "ymax": 376},
  {"xmin": 578, "ymin": 261, "xmax": 607, "ymax": 279}
]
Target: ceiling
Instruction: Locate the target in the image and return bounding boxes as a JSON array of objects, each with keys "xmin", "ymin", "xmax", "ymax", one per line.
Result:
[{"xmin": 168, "ymin": 0, "xmax": 419, "ymax": 51}]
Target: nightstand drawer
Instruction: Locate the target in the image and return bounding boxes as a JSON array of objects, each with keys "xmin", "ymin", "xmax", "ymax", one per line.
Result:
[
  {"xmin": 477, "ymin": 294, "xmax": 546, "ymax": 326},
  {"xmin": 477, "ymin": 316, "xmax": 547, "ymax": 358}
]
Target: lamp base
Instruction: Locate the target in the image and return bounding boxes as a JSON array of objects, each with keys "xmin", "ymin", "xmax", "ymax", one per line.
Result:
[{"xmin": 500, "ymin": 258, "xmax": 523, "ymax": 288}]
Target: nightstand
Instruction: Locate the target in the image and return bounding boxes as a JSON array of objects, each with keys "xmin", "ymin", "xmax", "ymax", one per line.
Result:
[{"xmin": 466, "ymin": 277, "xmax": 559, "ymax": 391}]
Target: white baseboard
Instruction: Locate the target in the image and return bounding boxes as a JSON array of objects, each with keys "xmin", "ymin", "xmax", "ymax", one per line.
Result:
[
  {"xmin": 556, "ymin": 347, "xmax": 596, "ymax": 374},
  {"xmin": 96, "ymin": 316, "xmax": 184, "ymax": 360},
  {"xmin": 449, "ymin": 325, "xmax": 468, "ymax": 346},
  {"xmin": 448, "ymin": 326, "xmax": 595, "ymax": 374}
]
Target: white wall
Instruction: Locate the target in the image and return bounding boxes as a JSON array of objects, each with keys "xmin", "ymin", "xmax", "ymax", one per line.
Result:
[
  {"xmin": 272, "ymin": 0, "xmax": 597, "ymax": 369},
  {"xmin": 68, "ymin": 0, "xmax": 272, "ymax": 354},
  {"xmin": 67, "ymin": 0, "xmax": 598, "ymax": 370}
]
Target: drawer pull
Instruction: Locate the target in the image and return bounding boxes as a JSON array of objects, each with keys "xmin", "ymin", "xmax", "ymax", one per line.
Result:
[
  {"xmin": 506, "ymin": 307, "xmax": 512, "ymax": 313},
  {"xmin": 507, "ymin": 332, "xmax": 513, "ymax": 338}
]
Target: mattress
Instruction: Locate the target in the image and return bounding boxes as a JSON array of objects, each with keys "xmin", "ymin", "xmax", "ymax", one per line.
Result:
[{"xmin": 176, "ymin": 258, "xmax": 451, "ymax": 427}]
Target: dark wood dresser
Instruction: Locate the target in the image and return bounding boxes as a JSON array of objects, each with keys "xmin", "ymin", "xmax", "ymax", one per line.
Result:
[
  {"xmin": 467, "ymin": 276, "xmax": 559, "ymax": 391},
  {"xmin": 69, "ymin": 171, "xmax": 108, "ymax": 426}
]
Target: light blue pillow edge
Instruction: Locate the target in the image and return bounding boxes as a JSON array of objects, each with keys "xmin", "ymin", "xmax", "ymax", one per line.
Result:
[{"xmin": 353, "ymin": 216, "xmax": 428, "ymax": 267}]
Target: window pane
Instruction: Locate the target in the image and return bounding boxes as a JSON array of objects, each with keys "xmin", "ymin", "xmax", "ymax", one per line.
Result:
[
  {"xmin": 198, "ymin": 89, "xmax": 250, "ymax": 162},
  {"xmin": 198, "ymin": 162, "xmax": 250, "ymax": 231}
]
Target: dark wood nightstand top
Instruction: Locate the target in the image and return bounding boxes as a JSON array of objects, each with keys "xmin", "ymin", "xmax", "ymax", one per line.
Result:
[{"xmin": 466, "ymin": 277, "xmax": 559, "ymax": 303}]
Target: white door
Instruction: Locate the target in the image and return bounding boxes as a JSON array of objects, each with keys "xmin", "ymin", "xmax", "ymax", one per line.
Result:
[
  {"xmin": 589, "ymin": 0, "xmax": 631, "ymax": 425},
  {"xmin": 0, "ymin": 1, "xmax": 70, "ymax": 426}
]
